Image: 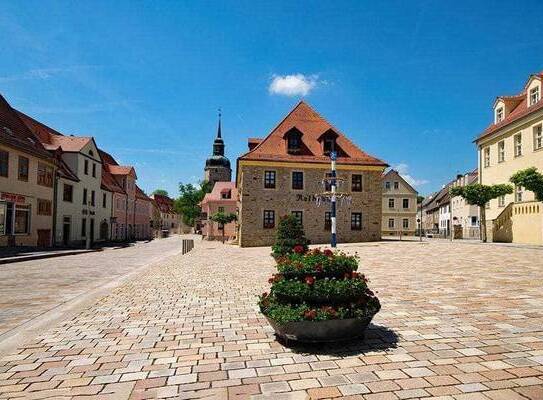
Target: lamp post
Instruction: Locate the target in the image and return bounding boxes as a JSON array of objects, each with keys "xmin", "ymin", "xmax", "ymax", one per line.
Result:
[{"xmin": 330, "ymin": 150, "xmax": 337, "ymax": 248}]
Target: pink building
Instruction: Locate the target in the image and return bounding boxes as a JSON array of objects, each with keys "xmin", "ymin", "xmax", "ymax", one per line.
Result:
[
  {"xmin": 200, "ymin": 182, "xmax": 237, "ymax": 241},
  {"xmin": 100, "ymin": 150, "xmax": 152, "ymax": 241}
]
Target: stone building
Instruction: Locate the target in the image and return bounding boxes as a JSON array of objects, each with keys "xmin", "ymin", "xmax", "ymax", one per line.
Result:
[
  {"xmin": 236, "ymin": 101, "xmax": 388, "ymax": 247},
  {"xmin": 476, "ymin": 71, "xmax": 543, "ymax": 244},
  {"xmin": 204, "ymin": 113, "xmax": 231, "ymax": 187},
  {"xmin": 381, "ymin": 169, "xmax": 418, "ymax": 236}
]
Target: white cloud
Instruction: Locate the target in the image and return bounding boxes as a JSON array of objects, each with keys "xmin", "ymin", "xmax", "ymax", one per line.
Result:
[
  {"xmin": 394, "ymin": 163, "xmax": 429, "ymax": 187},
  {"xmin": 268, "ymin": 74, "xmax": 319, "ymax": 97}
]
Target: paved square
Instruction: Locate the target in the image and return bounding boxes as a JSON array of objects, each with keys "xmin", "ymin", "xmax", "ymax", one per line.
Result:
[{"xmin": 0, "ymin": 240, "xmax": 542, "ymax": 399}]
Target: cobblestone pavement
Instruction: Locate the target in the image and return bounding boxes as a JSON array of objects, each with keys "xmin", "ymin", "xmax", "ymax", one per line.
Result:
[
  {"xmin": 0, "ymin": 240, "xmax": 542, "ymax": 399},
  {"xmin": 0, "ymin": 236, "xmax": 186, "ymax": 340}
]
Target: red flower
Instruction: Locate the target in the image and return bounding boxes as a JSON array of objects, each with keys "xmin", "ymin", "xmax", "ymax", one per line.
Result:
[
  {"xmin": 315, "ymin": 264, "xmax": 323, "ymax": 273},
  {"xmin": 305, "ymin": 276, "xmax": 315, "ymax": 286},
  {"xmin": 323, "ymin": 249, "xmax": 333, "ymax": 257},
  {"xmin": 293, "ymin": 245, "xmax": 305, "ymax": 254},
  {"xmin": 304, "ymin": 309, "xmax": 317, "ymax": 320},
  {"xmin": 351, "ymin": 272, "xmax": 360, "ymax": 279}
]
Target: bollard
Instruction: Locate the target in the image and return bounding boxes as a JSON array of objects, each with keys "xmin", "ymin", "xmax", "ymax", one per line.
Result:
[{"xmin": 182, "ymin": 239, "xmax": 194, "ymax": 255}]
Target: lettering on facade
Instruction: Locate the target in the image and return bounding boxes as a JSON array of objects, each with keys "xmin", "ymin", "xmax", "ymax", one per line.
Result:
[{"xmin": 1, "ymin": 192, "xmax": 26, "ymax": 204}]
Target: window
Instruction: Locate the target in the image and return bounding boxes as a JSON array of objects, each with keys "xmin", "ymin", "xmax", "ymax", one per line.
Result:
[
  {"xmin": 14, "ymin": 204, "xmax": 30, "ymax": 234},
  {"xmin": 393, "ymin": 181, "xmax": 399, "ymax": 190},
  {"xmin": 287, "ymin": 132, "xmax": 302, "ymax": 154},
  {"xmin": 388, "ymin": 198, "xmax": 395, "ymax": 209},
  {"xmin": 84, "ymin": 159, "xmax": 89, "ymax": 175},
  {"xmin": 515, "ymin": 186, "xmax": 523, "ymax": 202},
  {"xmin": 496, "ymin": 107, "xmax": 504, "ymax": 123},
  {"xmin": 485, "ymin": 201, "xmax": 490, "ymax": 209},
  {"xmin": 81, "ymin": 218, "xmax": 86, "ymax": 237},
  {"xmin": 514, "ymin": 134, "xmax": 522, "ymax": 157},
  {"xmin": 263, "ymin": 210, "xmax": 275, "ymax": 229},
  {"xmin": 292, "ymin": 171, "xmax": 303, "ymax": 190},
  {"xmin": 498, "ymin": 140, "xmax": 505, "ymax": 162},
  {"xmin": 498, "ymin": 195, "xmax": 505, "ymax": 207},
  {"xmin": 384, "ymin": 181, "xmax": 391, "ymax": 190},
  {"xmin": 18, "ymin": 156, "xmax": 29, "ymax": 181},
  {"xmin": 351, "ymin": 212, "xmax": 362, "ymax": 230},
  {"xmin": 37, "ymin": 199, "xmax": 52, "ymax": 216},
  {"xmin": 62, "ymin": 184, "xmax": 73, "ymax": 202},
  {"xmin": 92, "ymin": 163, "xmax": 96, "ymax": 178},
  {"xmin": 483, "ymin": 147, "xmax": 490, "ymax": 168},
  {"xmin": 534, "ymin": 125, "xmax": 543, "ymax": 150},
  {"xmin": 530, "ymin": 86, "xmax": 540, "ymax": 106},
  {"xmin": 402, "ymin": 218, "xmax": 409, "ymax": 229},
  {"xmin": 292, "ymin": 211, "xmax": 303, "ymax": 225},
  {"xmin": 323, "ymin": 138, "xmax": 335, "ymax": 155},
  {"xmin": 221, "ymin": 190, "xmax": 231, "ymax": 199},
  {"xmin": 388, "ymin": 218, "xmax": 395, "ymax": 229},
  {"xmin": 324, "ymin": 212, "xmax": 331, "ymax": 231},
  {"xmin": 218, "ymin": 206, "xmax": 225, "ymax": 213},
  {"xmin": 0, "ymin": 150, "xmax": 8, "ymax": 177},
  {"xmin": 352, "ymin": 174, "xmax": 362, "ymax": 192},
  {"xmin": 37, "ymin": 163, "xmax": 54, "ymax": 187},
  {"xmin": 402, "ymin": 198, "xmax": 409, "ymax": 209},
  {"xmin": 102, "ymin": 193, "xmax": 107, "ymax": 208},
  {"xmin": 471, "ymin": 216, "xmax": 477, "ymax": 226},
  {"xmin": 91, "ymin": 190, "xmax": 96, "ymax": 206},
  {"xmin": 264, "ymin": 171, "xmax": 276, "ymax": 189},
  {"xmin": 83, "ymin": 188, "xmax": 88, "ymax": 205}
]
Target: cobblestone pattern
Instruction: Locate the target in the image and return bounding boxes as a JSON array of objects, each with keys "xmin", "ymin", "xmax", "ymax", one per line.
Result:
[{"xmin": 0, "ymin": 240, "xmax": 542, "ymax": 399}]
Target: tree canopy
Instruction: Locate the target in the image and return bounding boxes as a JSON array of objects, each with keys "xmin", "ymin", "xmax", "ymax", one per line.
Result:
[
  {"xmin": 152, "ymin": 189, "xmax": 169, "ymax": 197},
  {"xmin": 450, "ymin": 183, "xmax": 513, "ymax": 207},
  {"xmin": 174, "ymin": 181, "xmax": 212, "ymax": 226},
  {"xmin": 510, "ymin": 167, "xmax": 543, "ymax": 201}
]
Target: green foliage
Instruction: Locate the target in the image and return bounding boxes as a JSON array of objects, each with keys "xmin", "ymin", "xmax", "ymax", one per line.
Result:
[
  {"xmin": 417, "ymin": 195, "xmax": 425, "ymax": 204},
  {"xmin": 450, "ymin": 183, "xmax": 513, "ymax": 207},
  {"xmin": 259, "ymin": 247, "xmax": 381, "ymax": 324},
  {"xmin": 174, "ymin": 180, "xmax": 212, "ymax": 226},
  {"xmin": 210, "ymin": 212, "xmax": 237, "ymax": 226},
  {"xmin": 271, "ymin": 215, "xmax": 309, "ymax": 257},
  {"xmin": 510, "ymin": 167, "xmax": 543, "ymax": 201},
  {"xmin": 276, "ymin": 249, "xmax": 358, "ymax": 276},
  {"xmin": 151, "ymin": 189, "xmax": 169, "ymax": 197}
]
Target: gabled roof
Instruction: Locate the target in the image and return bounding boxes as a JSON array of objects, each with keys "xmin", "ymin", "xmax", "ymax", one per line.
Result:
[
  {"xmin": 477, "ymin": 71, "xmax": 543, "ymax": 142},
  {"xmin": 200, "ymin": 181, "xmax": 237, "ymax": 205},
  {"xmin": 238, "ymin": 101, "xmax": 387, "ymax": 166},
  {"xmin": 0, "ymin": 94, "xmax": 53, "ymax": 160},
  {"xmin": 17, "ymin": 111, "xmax": 93, "ymax": 152},
  {"xmin": 383, "ymin": 169, "xmax": 418, "ymax": 194},
  {"xmin": 99, "ymin": 149, "xmax": 137, "ymax": 178}
]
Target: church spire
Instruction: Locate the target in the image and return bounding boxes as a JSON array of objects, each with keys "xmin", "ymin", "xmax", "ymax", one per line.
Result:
[{"xmin": 217, "ymin": 108, "xmax": 222, "ymax": 139}]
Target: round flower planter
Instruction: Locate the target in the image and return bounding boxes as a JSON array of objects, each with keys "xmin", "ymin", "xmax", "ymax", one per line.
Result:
[{"xmin": 265, "ymin": 315, "xmax": 376, "ymax": 343}]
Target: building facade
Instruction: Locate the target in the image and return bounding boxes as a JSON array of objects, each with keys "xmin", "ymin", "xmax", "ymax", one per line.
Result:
[
  {"xmin": 200, "ymin": 181, "xmax": 237, "ymax": 241},
  {"xmin": 236, "ymin": 101, "xmax": 388, "ymax": 247},
  {"xmin": 476, "ymin": 71, "xmax": 543, "ymax": 243},
  {"xmin": 450, "ymin": 170, "xmax": 480, "ymax": 239},
  {"xmin": 18, "ymin": 112, "xmax": 113, "ymax": 246},
  {"xmin": 381, "ymin": 169, "xmax": 417, "ymax": 236},
  {"xmin": 151, "ymin": 193, "xmax": 182, "ymax": 234},
  {"xmin": 0, "ymin": 95, "xmax": 57, "ymax": 247},
  {"xmin": 204, "ymin": 114, "xmax": 232, "ymax": 187}
]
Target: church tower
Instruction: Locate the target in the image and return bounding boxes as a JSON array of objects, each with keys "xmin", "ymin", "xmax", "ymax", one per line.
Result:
[{"xmin": 204, "ymin": 111, "xmax": 232, "ymax": 186}]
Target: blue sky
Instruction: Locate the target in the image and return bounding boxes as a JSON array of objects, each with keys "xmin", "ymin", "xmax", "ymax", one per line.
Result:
[{"xmin": 2, "ymin": 1, "xmax": 543, "ymax": 196}]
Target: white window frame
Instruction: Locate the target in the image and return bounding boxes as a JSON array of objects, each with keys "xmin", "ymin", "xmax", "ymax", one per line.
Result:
[
  {"xmin": 514, "ymin": 133, "xmax": 522, "ymax": 157},
  {"xmin": 495, "ymin": 107, "xmax": 504, "ymax": 123},
  {"xmin": 498, "ymin": 140, "xmax": 505, "ymax": 162},
  {"xmin": 402, "ymin": 218, "xmax": 409, "ymax": 229},
  {"xmin": 483, "ymin": 147, "xmax": 490, "ymax": 167},
  {"xmin": 515, "ymin": 186, "xmax": 523, "ymax": 202},
  {"xmin": 530, "ymin": 86, "xmax": 540, "ymax": 106},
  {"xmin": 498, "ymin": 195, "xmax": 505, "ymax": 207},
  {"xmin": 388, "ymin": 218, "xmax": 395, "ymax": 229},
  {"xmin": 534, "ymin": 125, "xmax": 543, "ymax": 151}
]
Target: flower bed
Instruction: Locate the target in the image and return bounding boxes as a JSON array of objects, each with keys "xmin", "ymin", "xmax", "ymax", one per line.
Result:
[{"xmin": 259, "ymin": 246, "xmax": 381, "ymax": 342}]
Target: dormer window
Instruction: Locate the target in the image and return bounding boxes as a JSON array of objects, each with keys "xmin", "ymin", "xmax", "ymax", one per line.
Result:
[
  {"xmin": 530, "ymin": 86, "xmax": 540, "ymax": 106},
  {"xmin": 323, "ymin": 138, "xmax": 336, "ymax": 155},
  {"xmin": 495, "ymin": 107, "xmax": 504, "ymax": 123},
  {"xmin": 221, "ymin": 190, "xmax": 231, "ymax": 199},
  {"xmin": 285, "ymin": 128, "xmax": 303, "ymax": 154}
]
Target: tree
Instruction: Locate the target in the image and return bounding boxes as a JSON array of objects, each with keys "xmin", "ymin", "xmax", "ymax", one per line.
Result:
[
  {"xmin": 210, "ymin": 212, "xmax": 237, "ymax": 243},
  {"xmin": 417, "ymin": 195, "xmax": 425, "ymax": 204},
  {"xmin": 271, "ymin": 215, "xmax": 310, "ymax": 258},
  {"xmin": 174, "ymin": 180, "xmax": 212, "ymax": 226},
  {"xmin": 510, "ymin": 167, "xmax": 543, "ymax": 201},
  {"xmin": 152, "ymin": 189, "xmax": 169, "ymax": 197},
  {"xmin": 450, "ymin": 183, "xmax": 513, "ymax": 242}
]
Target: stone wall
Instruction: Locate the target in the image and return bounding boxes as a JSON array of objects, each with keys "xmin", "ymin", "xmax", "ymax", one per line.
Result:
[{"xmin": 238, "ymin": 165, "xmax": 383, "ymax": 247}]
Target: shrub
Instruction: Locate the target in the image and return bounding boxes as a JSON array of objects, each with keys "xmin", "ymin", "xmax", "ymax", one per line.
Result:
[
  {"xmin": 259, "ymin": 247, "xmax": 381, "ymax": 324},
  {"xmin": 271, "ymin": 215, "xmax": 309, "ymax": 258}
]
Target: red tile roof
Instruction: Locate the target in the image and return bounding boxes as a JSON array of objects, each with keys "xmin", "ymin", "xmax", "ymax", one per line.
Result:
[
  {"xmin": 238, "ymin": 101, "xmax": 387, "ymax": 166},
  {"xmin": 152, "ymin": 194, "xmax": 176, "ymax": 213},
  {"xmin": 477, "ymin": 72, "xmax": 543, "ymax": 142},
  {"xmin": 200, "ymin": 181, "xmax": 237, "ymax": 205},
  {"xmin": 0, "ymin": 94, "xmax": 53, "ymax": 160}
]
